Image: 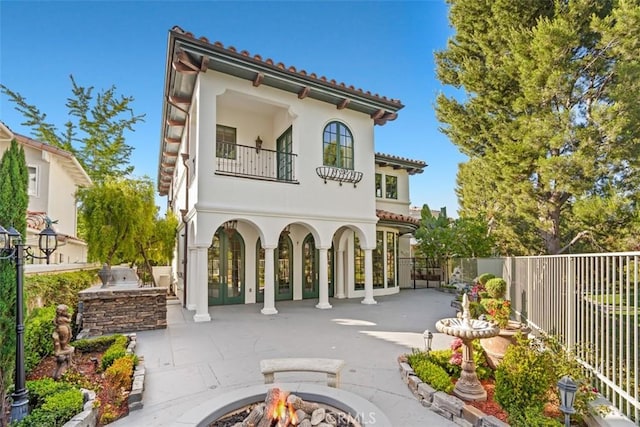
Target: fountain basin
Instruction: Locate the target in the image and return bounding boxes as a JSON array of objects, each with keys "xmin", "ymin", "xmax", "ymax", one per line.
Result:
[
  {"xmin": 435, "ymin": 318, "xmax": 499, "ymax": 339},
  {"xmin": 171, "ymin": 383, "xmax": 391, "ymax": 427}
]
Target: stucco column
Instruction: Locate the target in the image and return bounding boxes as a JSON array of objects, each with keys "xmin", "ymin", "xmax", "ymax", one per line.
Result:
[
  {"xmin": 186, "ymin": 247, "xmax": 197, "ymax": 311},
  {"xmin": 362, "ymin": 248, "xmax": 377, "ymax": 305},
  {"xmin": 335, "ymin": 249, "xmax": 346, "ymax": 299},
  {"xmin": 316, "ymin": 248, "xmax": 332, "ymax": 309},
  {"xmin": 193, "ymin": 246, "xmax": 212, "ymax": 322},
  {"xmin": 261, "ymin": 246, "xmax": 278, "ymax": 315}
]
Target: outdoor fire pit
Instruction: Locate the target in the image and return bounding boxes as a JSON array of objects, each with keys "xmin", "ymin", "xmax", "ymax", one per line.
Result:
[{"xmin": 172, "ymin": 383, "xmax": 391, "ymax": 427}]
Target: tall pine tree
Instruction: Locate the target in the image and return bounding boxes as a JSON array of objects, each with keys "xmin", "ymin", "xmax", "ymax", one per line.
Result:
[
  {"xmin": 437, "ymin": 0, "xmax": 640, "ymax": 254},
  {"xmin": 0, "ymin": 140, "xmax": 28, "ymax": 426}
]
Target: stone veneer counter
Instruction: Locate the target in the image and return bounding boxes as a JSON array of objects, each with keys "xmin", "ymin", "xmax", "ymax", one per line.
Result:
[{"xmin": 78, "ymin": 285, "xmax": 167, "ymax": 336}]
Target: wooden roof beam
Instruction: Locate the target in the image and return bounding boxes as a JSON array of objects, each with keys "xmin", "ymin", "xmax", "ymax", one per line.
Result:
[
  {"xmin": 165, "ymin": 137, "xmax": 181, "ymax": 144},
  {"xmin": 371, "ymin": 109, "xmax": 385, "ymax": 120},
  {"xmin": 169, "ymin": 95, "xmax": 191, "ymax": 105},
  {"xmin": 337, "ymin": 99, "xmax": 350, "ymax": 110},
  {"xmin": 166, "ymin": 118, "xmax": 185, "ymax": 126},
  {"xmin": 176, "ymin": 50, "xmax": 200, "ymax": 71},
  {"xmin": 253, "ymin": 72, "xmax": 264, "ymax": 87},
  {"xmin": 298, "ymin": 86, "xmax": 310, "ymax": 99}
]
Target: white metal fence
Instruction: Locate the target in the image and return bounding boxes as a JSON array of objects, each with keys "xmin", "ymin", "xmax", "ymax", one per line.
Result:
[{"xmin": 454, "ymin": 254, "xmax": 639, "ymax": 422}]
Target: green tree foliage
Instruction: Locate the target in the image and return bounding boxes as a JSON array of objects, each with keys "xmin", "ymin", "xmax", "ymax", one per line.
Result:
[
  {"xmin": 436, "ymin": 0, "xmax": 640, "ymax": 254},
  {"xmin": 78, "ymin": 178, "xmax": 176, "ymax": 273},
  {"xmin": 78, "ymin": 177, "xmax": 156, "ymax": 265},
  {"xmin": 1, "ymin": 76, "xmax": 145, "ymax": 183},
  {"xmin": 0, "ymin": 139, "xmax": 28, "ymax": 427},
  {"xmin": 415, "ymin": 204, "xmax": 493, "ymax": 259}
]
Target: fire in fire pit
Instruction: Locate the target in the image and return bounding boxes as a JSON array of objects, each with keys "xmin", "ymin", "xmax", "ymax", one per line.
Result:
[{"xmin": 210, "ymin": 387, "xmax": 361, "ymax": 427}]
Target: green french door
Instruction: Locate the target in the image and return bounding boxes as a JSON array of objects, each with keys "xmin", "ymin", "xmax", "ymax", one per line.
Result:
[
  {"xmin": 277, "ymin": 126, "xmax": 293, "ymax": 181},
  {"xmin": 256, "ymin": 233, "xmax": 294, "ymax": 302},
  {"xmin": 276, "ymin": 234, "xmax": 293, "ymax": 300},
  {"xmin": 302, "ymin": 234, "xmax": 318, "ymax": 299},
  {"xmin": 208, "ymin": 229, "xmax": 245, "ymax": 305},
  {"xmin": 302, "ymin": 235, "xmax": 334, "ymax": 299}
]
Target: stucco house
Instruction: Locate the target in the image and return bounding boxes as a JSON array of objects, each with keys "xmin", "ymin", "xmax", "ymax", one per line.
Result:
[
  {"xmin": 0, "ymin": 122, "xmax": 92, "ymax": 263},
  {"xmin": 159, "ymin": 27, "xmax": 425, "ymax": 321}
]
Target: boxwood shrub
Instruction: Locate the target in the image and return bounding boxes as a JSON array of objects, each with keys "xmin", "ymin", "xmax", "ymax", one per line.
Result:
[{"xmin": 16, "ymin": 378, "xmax": 83, "ymax": 427}]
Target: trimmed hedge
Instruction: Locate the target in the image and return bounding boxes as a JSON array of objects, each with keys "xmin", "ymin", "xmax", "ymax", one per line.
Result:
[
  {"xmin": 16, "ymin": 378, "xmax": 83, "ymax": 427},
  {"xmin": 25, "ymin": 269, "xmax": 98, "ymax": 313},
  {"xmin": 101, "ymin": 335, "xmax": 129, "ymax": 371},
  {"xmin": 24, "ymin": 306, "xmax": 58, "ymax": 373},
  {"xmin": 71, "ymin": 335, "xmax": 119, "ymax": 353},
  {"xmin": 407, "ymin": 351, "xmax": 454, "ymax": 393}
]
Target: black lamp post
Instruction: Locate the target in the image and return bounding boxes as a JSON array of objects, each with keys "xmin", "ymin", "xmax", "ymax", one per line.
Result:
[{"xmin": 0, "ymin": 222, "xmax": 57, "ymax": 423}]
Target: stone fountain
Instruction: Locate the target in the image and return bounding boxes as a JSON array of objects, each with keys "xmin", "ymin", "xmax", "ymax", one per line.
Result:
[{"xmin": 435, "ymin": 293, "xmax": 500, "ymax": 401}]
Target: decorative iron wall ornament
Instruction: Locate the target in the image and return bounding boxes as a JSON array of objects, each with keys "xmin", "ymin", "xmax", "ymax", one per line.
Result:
[{"xmin": 315, "ymin": 166, "xmax": 363, "ymax": 187}]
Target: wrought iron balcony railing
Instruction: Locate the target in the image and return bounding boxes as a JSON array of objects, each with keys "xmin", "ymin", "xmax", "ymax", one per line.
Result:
[{"xmin": 215, "ymin": 141, "xmax": 298, "ymax": 183}]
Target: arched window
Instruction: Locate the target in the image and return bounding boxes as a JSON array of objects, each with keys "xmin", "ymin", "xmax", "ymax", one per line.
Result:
[{"xmin": 323, "ymin": 121, "xmax": 353, "ymax": 169}]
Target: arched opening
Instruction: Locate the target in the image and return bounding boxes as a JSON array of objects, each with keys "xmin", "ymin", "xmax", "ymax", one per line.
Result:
[{"xmin": 208, "ymin": 228, "xmax": 245, "ymax": 305}]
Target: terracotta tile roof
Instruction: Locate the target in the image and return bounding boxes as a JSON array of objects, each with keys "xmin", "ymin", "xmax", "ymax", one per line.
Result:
[
  {"xmin": 376, "ymin": 209, "xmax": 420, "ymax": 226},
  {"xmin": 26, "ymin": 211, "xmax": 83, "ymax": 243},
  {"xmin": 171, "ymin": 26, "xmax": 404, "ymax": 109}
]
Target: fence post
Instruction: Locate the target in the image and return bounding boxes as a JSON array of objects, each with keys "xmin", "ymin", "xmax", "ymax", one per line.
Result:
[{"xmin": 566, "ymin": 256, "xmax": 575, "ymax": 352}]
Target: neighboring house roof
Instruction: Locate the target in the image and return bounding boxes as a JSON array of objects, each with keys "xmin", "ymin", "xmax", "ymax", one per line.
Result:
[
  {"xmin": 158, "ymin": 26, "xmax": 405, "ymax": 195},
  {"xmin": 376, "ymin": 209, "xmax": 420, "ymax": 234},
  {"xmin": 375, "ymin": 153, "xmax": 427, "ymax": 175},
  {"xmin": 0, "ymin": 121, "xmax": 92, "ymax": 188},
  {"xmin": 26, "ymin": 211, "xmax": 84, "ymax": 244},
  {"xmin": 14, "ymin": 133, "xmax": 92, "ymax": 188}
]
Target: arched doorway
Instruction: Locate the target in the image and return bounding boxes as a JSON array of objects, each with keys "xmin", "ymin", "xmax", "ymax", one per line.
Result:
[
  {"xmin": 256, "ymin": 233, "xmax": 294, "ymax": 302},
  {"xmin": 208, "ymin": 228, "xmax": 245, "ymax": 305},
  {"xmin": 303, "ymin": 233, "xmax": 334, "ymax": 299}
]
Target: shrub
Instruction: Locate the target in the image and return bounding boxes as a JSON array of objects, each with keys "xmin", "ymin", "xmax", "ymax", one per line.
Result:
[
  {"xmin": 485, "ymin": 277, "xmax": 507, "ymax": 299},
  {"xmin": 24, "ymin": 306, "xmax": 58, "ymax": 372},
  {"xmin": 72, "ymin": 334, "xmax": 119, "ymax": 353},
  {"xmin": 25, "ymin": 269, "xmax": 98, "ymax": 313},
  {"xmin": 18, "ymin": 379, "xmax": 83, "ymax": 427},
  {"xmin": 26, "ymin": 378, "xmax": 74, "ymax": 408},
  {"xmin": 99, "ymin": 402, "xmax": 120, "ymax": 425},
  {"xmin": 412, "ymin": 358, "xmax": 454, "ymax": 393},
  {"xmin": 105, "ymin": 355, "xmax": 135, "ymax": 392},
  {"xmin": 508, "ymin": 406, "xmax": 562, "ymax": 427},
  {"xmin": 477, "ymin": 273, "xmax": 495, "ymax": 286},
  {"xmin": 495, "ymin": 336, "xmax": 555, "ymax": 421},
  {"xmin": 101, "ymin": 335, "xmax": 129, "ymax": 371}
]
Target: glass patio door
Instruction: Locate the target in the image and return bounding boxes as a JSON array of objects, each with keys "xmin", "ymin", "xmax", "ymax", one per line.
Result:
[
  {"xmin": 302, "ymin": 234, "xmax": 318, "ymax": 299},
  {"xmin": 208, "ymin": 229, "xmax": 245, "ymax": 305},
  {"xmin": 277, "ymin": 126, "xmax": 293, "ymax": 181},
  {"xmin": 276, "ymin": 233, "xmax": 293, "ymax": 300}
]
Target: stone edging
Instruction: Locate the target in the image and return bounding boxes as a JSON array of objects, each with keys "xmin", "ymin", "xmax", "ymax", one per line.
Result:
[
  {"xmin": 398, "ymin": 358, "xmax": 509, "ymax": 427},
  {"xmin": 125, "ymin": 333, "xmax": 145, "ymax": 411},
  {"xmin": 62, "ymin": 389, "xmax": 98, "ymax": 427}
]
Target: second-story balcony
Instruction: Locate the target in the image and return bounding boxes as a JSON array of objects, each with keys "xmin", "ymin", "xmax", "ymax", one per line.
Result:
[{"xmin": 215, "ymin": 141, "xmax": 298, "ymax": 183}]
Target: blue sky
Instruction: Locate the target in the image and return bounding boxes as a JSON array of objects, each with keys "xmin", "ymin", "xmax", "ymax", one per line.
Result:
[{"xmin": 0, "ymin": 0, "xmax": 465, "ymax": 216}]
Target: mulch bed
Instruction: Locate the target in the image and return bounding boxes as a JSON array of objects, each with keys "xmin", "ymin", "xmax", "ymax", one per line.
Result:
[{"xmin": 462, "ymin": 379, "xmax": 508, "ymax": 423}]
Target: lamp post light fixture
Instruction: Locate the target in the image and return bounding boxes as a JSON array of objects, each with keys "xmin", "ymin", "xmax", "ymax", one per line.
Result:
[
  {"xmin": 0, "ymin": 222, "xmax": 58, "ymax": 423},
  {"xmin": 423, "ymin": 329, "xmax": 434, "ymax": 353},
  {"xmin": 558, "ymin": 375, "xmax": 578, "ymax": 427}
]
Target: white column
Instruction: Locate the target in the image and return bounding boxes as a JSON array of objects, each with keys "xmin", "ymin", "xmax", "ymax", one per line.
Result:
[
  {"xmin": 316, "ymin": 248, "xmax": 332, "ymax": 309},
  {"xmin": 186, "ymin": 247, "xmax": 197, "ymax": 310},
  {"xmin": 193, "ymin": 246, "xmax": 212, "ymax": 322},
  {"xmin": 335, "ymin": 249, "xmax": 346, "ymax": 299},
  {"xmin": 362, "ymin": 248, "xmax": 377, "ymax": 305},
  {"xmin": 261, "ymin": 246, "xmax": 278, "ymax": 315}
]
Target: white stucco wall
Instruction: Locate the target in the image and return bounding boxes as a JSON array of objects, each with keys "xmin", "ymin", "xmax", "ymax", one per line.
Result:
[
  {"xmin": 189, "ymin": 70, "xmax": 378, "ymax": 244},
  {"xmin": 374, "ymin": 165, "xmax": 411, "ymax": 216}
]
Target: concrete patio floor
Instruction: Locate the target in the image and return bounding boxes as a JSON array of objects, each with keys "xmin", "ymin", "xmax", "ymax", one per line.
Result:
[{"xmin": 111, "ymin": 288, "xmax": 458, "ymax": 427}]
